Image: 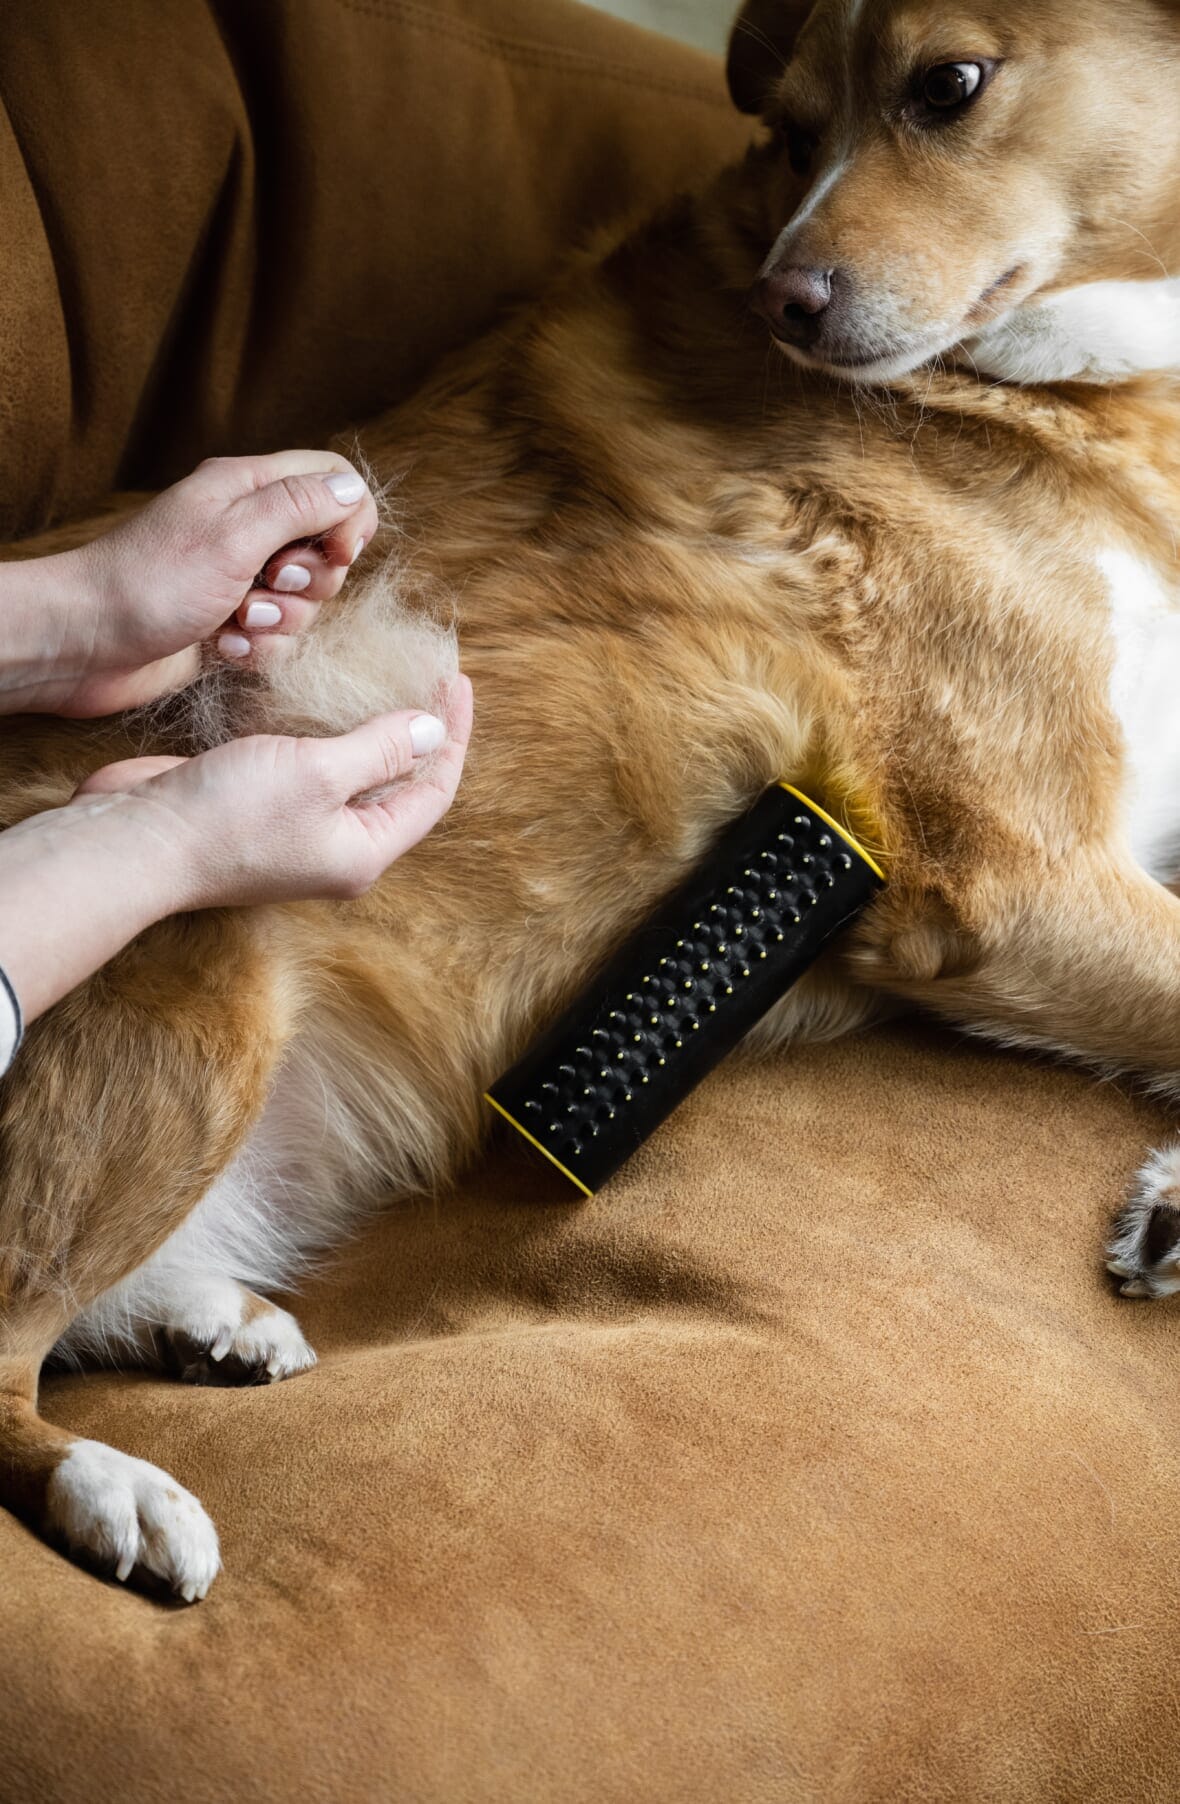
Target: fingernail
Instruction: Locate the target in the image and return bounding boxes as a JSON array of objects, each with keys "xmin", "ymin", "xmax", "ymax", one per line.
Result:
[
  {"xmin": 351, "ymin": 537, "xmax": 366, "ymax": 564},
  {"xmin": 409, "ymin": 713, "xmax": 446, "ymax": 756},
  {"xmin": 324, "ymin": 473, "xmax": 366, "ymax": 505},
  {"xmin": 244, "ymin": 600, "xmax": 283, "ymax": 628},
  {"xmin": 273, "ymin": 564, "xmax": 311, "ymax": 594},
  {"xmin": 218, "ymin": 632, "xmax": 251, "ymax": 659}
]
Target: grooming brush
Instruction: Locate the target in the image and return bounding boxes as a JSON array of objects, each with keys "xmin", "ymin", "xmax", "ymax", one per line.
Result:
[{"xmin": 485, "ymin": 784, "xmax": 884, "ymax": 1196}]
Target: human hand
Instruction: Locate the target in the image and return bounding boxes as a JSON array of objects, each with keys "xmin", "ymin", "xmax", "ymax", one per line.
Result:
[
  {"xmin": 7, "ymin": 451, "xmax": 381, "ymax": 718},
  {"xmin": 73, "ymin": 675, "xmax": 473, "ymax": 911}
]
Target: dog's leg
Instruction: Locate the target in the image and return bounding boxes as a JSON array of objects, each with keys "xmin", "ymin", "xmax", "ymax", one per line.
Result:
[
  {"xmin": 54, "ymin": 1155, "xmax": 320, "ymax": 1389},
  {"xmin": 860, "ymin": 855, "xmax": 1180, "ymax": 1296},
  {"xmin": 0, "ymin": 1342, "xmax": 222, "ymax": 1599},
  {"xmin": 57, "ymin": 1267, "xmax": 318, "ymax": 1388},
  {"xmin": 0, "ymin": 908, "xmax": 290, "ymax": 1595},
  {"xmin": 1107, "ymin": 1147, "xmax": 1180, "ymax": 1298}
]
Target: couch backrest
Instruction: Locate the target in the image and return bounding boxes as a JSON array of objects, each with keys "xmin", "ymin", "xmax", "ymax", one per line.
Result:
[{"xmin": 0, "ymin": 0, "xmax": 745, "ymax": 538}]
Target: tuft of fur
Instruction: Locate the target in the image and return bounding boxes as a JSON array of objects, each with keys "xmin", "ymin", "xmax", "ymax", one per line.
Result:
[
  {"xmin": 136, "ymin": 544, "xmax": 459, "ymax": 760},
  {"xmin": 260, "ymin": 553, "xmax": 458, "ymax": 740}
]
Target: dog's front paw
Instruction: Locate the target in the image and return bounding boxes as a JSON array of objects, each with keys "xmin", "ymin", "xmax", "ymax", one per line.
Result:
[
  {"xmin": 160, "ymin": 1279, "xmax": 317, "ymax": 1386},
  {"xmin": 1107, "ymin": 1145, "xmax": 1180, "ymax": 1298},
  {"xmin": 45, "ymin": 1440, "xmax": 221, "ymax": 1601}
]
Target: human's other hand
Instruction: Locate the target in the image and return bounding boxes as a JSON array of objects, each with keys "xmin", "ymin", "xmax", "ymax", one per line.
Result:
[
  {"xmin": 17, "ymin": 451, "xmax": 380, "ymax": 718},
  {"xmin": 72, "ymin": 676, "xmax": 473, "ymax": 910}
]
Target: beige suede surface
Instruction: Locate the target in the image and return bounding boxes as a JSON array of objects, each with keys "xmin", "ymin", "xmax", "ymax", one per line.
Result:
[
  {"xmin": 1, "ymin": 3, "xmax": 1178, "ymax": 1800},
  {"xmin": 4, "ymin": 1031, "xmax": 1179, "ymax": 1801}
]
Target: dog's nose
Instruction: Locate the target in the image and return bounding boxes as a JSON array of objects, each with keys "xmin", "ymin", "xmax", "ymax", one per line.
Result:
[{"xmin": 753, "ymin": 267, "xmax": 834, "ymax": 347}]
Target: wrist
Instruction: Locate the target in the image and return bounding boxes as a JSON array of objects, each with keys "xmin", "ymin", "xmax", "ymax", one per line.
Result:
[
  {"xmin": 0, "ymin": 545, "xmax": 105, "ymax": 713},
  {"xmin": 50, "ymin": 789, "xmax": 204, "ymax": 925},
  {"xmin": 0, "ymin": 789, "xmax": 201, "ymax": 1026},
  {"xmin": 100, "ymin": 789, "xmax": 213, "ymax": 921},
  {"xmin": 116, "ymin": 777, "xmax": 255, "ymax": 917}
]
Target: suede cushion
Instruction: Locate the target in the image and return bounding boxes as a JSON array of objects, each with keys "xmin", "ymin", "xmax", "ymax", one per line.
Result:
[
  {"xmin": 3, "ymin": 1029, "xmax": 1176, "ymax": 1801},
  {"xmin": 1, "ymin": 4, "xmax": 1177, "ymax": 1802}
]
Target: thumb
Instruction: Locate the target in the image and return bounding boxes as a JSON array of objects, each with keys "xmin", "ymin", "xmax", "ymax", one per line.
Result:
[
  {"xmin": 226, "ymin": 468, "xmax": 377, "ymax": 576},
  {"xmin": 315, "ymin": 709, "xmax": 449, "ymax": 801},
  {"xmin": 72, "ymin": 755, "xmax": 189, "ymax": 802}
]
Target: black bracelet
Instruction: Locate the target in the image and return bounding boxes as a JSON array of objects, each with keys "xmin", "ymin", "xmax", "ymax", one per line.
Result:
[{"xmin": 0, "ymin": 962, "xmax": 24, "ymax": 1074}]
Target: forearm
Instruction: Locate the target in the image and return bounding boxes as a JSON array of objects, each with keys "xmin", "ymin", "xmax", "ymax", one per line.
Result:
[
  {"xmin": 0, "ymin": 548, "xmax": 96, "ymax": 714},
  {"xmin": 0, "ymin": 681, "xmax": 469, "ymax": 1035},
  {"xmin": 0, "ymin": 795, "xmax": 191, "ymax": 1025}
]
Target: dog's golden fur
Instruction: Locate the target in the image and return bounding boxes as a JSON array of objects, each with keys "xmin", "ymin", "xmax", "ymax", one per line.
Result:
[{"xmin": 3, "ymin": 0, "xmax": 1180, "ymax": 1593}]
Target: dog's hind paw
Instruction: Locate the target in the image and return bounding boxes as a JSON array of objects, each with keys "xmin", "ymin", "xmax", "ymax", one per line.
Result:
[
  {"xmin": 159, "ymin": 1280, "xmax": 317, "ymax": 1387},
  {"xmin": 1107, "ymin": 1145, "xmax": 1180, "ymax": 1298},
  {"xmin": 45, "ymin": 1440, "xmax": 221, "ymax": 1601}
]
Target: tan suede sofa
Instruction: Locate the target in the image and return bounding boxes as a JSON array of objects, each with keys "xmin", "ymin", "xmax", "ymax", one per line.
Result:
[{"xmin": 1, "ymin": 4, "xmax": 1177, "ymax": 1800}]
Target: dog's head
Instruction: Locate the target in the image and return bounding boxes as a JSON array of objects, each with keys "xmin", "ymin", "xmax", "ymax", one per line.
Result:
[{"xmin": 729, "ymin": 0, "xmax": 1180, "ymax": 381}]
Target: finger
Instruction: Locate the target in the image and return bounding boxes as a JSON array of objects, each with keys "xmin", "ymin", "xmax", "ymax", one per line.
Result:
[
  {"xmin": 437, "ymin": 671, "xmax": 474, "ymax": 760},
  {"xmin": 233, "ymin": 587, "xmax": 323, "ymax": 638},
  {"xmin": 254, "ymin": 543, "xmax": 352, "ymax": 608},
  {"xmin": 217, "ymin": 611, "xmax": 318, "ymax": 660},
  {"xmin": 449, "ymin": 672, "xmax": 475, "ymax": 739},
  {"xmin": 224, "ymin": 468, "xmax": 379, "ymax": 586},
  {"xmin": 190, "ymin": 448, "xmax": 364, "ymax": 500},
  {"xmin": 306, "ymin": 511, "xmax": 375, "ymax": 572},
  {"xmin": 72, "ymin": 755, "xmax": 189, "ymax": 801},
  {"xmin": 236, "ymin": 533, "xmax": 355, "ymax": 627},
  {"xmin": 358, "ymin": 675, "xmax": 473, "ymax": 856},
  {"xmin": 357, "ymin": 767, "xmax": 459, "ymax": 867},
  {"xmin": 218, "ymin": 628, "xmax": 334, "ymax": 670},
  {"xmin": 218, "ymin": 630, "xmax": 301, "ymax": 669},
  {"xmin": 307, "ymin": 707, "xmax": 449, "ymax": 802}
]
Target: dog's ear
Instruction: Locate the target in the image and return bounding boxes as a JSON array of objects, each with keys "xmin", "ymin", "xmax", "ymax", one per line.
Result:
[{"xmin": 726, "ymin": 0, "xmax": 810, "ymax": 114}]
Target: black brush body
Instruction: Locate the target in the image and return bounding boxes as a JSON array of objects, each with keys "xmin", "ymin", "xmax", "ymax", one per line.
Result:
[{"xmin": 486, "ymin": 786, "xmax": 885, "ymax": 1196}]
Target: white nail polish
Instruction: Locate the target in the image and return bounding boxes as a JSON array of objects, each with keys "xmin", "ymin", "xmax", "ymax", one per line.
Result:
[
  {"xmin": 351, "ymin": 537, "xmax": 366, "ymax": 564},
  {"xmin": 409, "ymin": 714, "xmax": 446, "ymax": 755},
  {"xmin": 324, "ymin": 473, "xmax": 366, "ymax": 505},
  {"xmin": 218, "ymin": 632, "xmax": 251, "ymax": 659},
  {"xmin": 274, "ymin": 564, "xmax": 312, "ymax": 593},
  {"xmin": 244, "ymin": 600, "xmax": 283, "ymax": 628}
]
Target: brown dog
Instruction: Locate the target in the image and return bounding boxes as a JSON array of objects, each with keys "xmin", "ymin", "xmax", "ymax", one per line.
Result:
[{"xmin": 1, "ymin": 0, "xmax": 1179, "ymax": 1599}]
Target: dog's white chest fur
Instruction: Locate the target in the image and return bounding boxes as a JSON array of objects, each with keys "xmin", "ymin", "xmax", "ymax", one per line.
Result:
[
  {"xmin": 1100, "ymin": 545, "xmax": 1180, "ymax": 880},
  {"xmin": 965, "ymin": 279, "xmax": 1180, "ymax": 385}
]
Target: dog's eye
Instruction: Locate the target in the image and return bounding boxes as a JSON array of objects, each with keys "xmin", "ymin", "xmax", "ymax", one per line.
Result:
[
  {"xmin": 921, "ymin": 62, "xmax": 984, "ymax": 110},
  {"xmin": 780, "ymin": 122, "xmax": 818, "ymax": 177}
]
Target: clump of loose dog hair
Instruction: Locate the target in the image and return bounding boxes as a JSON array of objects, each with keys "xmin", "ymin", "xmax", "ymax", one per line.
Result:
[{"xmin": 255, "ymin": 552, "xmax": 458, "ymax": 742}]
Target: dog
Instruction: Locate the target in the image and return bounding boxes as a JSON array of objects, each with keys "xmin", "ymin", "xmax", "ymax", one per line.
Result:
[{"xmin": 1, "ymin": 0, "xmax": 1179, "ymax": 1600}]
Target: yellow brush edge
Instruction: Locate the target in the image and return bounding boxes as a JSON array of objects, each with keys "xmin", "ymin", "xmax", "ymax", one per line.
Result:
[
  {"xmin": 483, "ymin": 1092, "xmax": 594, "ymax": 1198},
  {"xmin": 778, "ymin": 783, "xmax": 887, "ymax": 883}
]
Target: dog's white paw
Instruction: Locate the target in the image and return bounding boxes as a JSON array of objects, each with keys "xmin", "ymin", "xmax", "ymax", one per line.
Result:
[
  {"xmin": 1107, "ymin": 1144, "xmax": 1180, "ymax": 1298},
  {"xmin": 45, "ymin": 1440, "xmax": 221, "ymax": 1601},
  {"xmin": 161, "ymin": 1279, "xmax": 317, "ymax": 1386}
]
